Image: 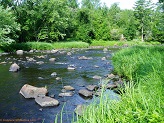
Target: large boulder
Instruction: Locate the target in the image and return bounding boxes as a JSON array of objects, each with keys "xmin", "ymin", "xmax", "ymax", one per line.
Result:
[
  {"xmin": 19, "ymin": 84, "xmax": 48, "ymax": 98},
  {"xmin": 79, "ymin": 89, "xmax": 93, "ymax": 98},
  {"xmin": 35, "ymin": 96, "xmax": 59, "ymax": 107},
  {"xmin": 9, "ymin": 63, "xmax": 20, "ymax": 72},
  {"xmin": 16, "ymin": 50, "xmax": 23, "ymax": 55}
]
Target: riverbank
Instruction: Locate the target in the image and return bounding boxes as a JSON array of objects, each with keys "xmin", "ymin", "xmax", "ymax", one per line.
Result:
[
  {"xmin": 75, "ymin": 45, "xmax": 164, "ymax": 123},
  {"xmin": 0, "ymin": 40, "xmax": 161, "ymax": 53}
]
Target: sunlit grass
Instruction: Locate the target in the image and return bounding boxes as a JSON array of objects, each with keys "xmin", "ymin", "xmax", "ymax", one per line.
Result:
[{"xmin": 52, "ymin": 41, "xmax": 89, "ymax": 49}]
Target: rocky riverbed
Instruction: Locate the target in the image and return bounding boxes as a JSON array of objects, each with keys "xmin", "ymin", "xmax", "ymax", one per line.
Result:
[{"xmin": 0, "ymin": 48, "xmax": 121, "ymax": 123}]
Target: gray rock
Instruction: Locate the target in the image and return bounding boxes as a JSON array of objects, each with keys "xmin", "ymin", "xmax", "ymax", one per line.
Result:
[
  {"xmin": 86, "ymin": 85, "xmax": 98, "ymax": 91},
  {"xmin": 67, "ymin": 66, "xmax": 76, "ymax": 70},
  {"xmin": 79, "ymin": 89, "xmax": 93, "ymax": 98},
  {"xmin": 29, "ymin": 50, "xmax": 34, "ymax": 53},
  {"xmin": 67, "ymin": 52, "xmax": 72, "ymax": 56},
  {"xmin": 101, "ymin": 57, "xmax": 106, "ymax": 61},
  {"xmin": 9, "ymin": 63, "xmax": 20, "ymax": 72},
  {"xmin": 107, "ymin": 74, "xmax": 115, "ymax": 79},
  {"xmin": 74, "ymin": 104, "xmax": 87, "ymax": 116},
  {"xmin": 16, "ymin": 50, "xmax": 23, "ymax": 55},
  {"xmin": 78, "ymin": 56, "xmax": 93, "ymax": 60},
  {"xmin": 56, "ymin": 77, "xmax": 61, "ymax": 81},
  {"xmin": 103, "ymin": 48, "xmax": 108, "ymax": 52},
  {"xmin": 36, "ymin": 61, "xmax": 44, "ymax": 65},
  {"xmin": 51, "ymin": 72, "xmax": 57, "ymax": 77},
  {"xmin": 59, "ymin": 92, "xmax": 74, "ymax": 97},
  {"xmin": 51, "ymin": 50, "xmax": 58, "ymax": 54},
  {"xmin": 92, "ymin": 75, "xmax": 101, "ymax": 80},
  {"xmin": 49, "ymin": 58, "xmax": 56, "ymax": 62},
  {"xmin": 35, "ymin": 96, "xmax": 59, "ymax": 107},
  {"xmin": 19, "ymin": 84, "xmax": 48, "ymax": 98},
  {"xmin": 63, "ymin": 85, "xmax": 75, "ymax": 91},
  {"xmin": 106, "ymin": 83, "xmax": 117, "ymax": 89}
]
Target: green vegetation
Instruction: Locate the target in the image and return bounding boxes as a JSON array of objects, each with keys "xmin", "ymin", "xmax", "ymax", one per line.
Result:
[
  {"xmin": 0, "ymin": 0, "xmax": 163, "ymax": 44},
  {"xmin": 53, "ymin": 41, "xmax": 89, "ymax": 49},
  {"xmin": 75, "ymin": 46, "xmax": 164, "ymax": 123},
  {"xmin": 90, "ymin": 40, "xmax": 161, "ymax": 47}
]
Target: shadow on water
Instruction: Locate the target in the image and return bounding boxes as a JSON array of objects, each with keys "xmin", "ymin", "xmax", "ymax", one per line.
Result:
[{"xmin": 0, "ymin": 48, "xmax": 119, "ymax": 123}]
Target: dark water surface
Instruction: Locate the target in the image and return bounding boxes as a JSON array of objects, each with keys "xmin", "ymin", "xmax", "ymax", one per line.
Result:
[{"xmin": 0, "ymin": 48, "xmax": 119, "ymax": 123}]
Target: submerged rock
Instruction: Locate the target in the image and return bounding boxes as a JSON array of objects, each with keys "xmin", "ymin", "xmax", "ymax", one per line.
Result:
[
  {"xmin": 9, "ymin": 63, "xmax": 20, "ymax": 72},
  {"xmin": 35, "ymin": 96, "xmax": 59, "ymax": 107},
  {"xmin": 79, "ymin": 89, "xmax": 93, "ymax": 98},
  {"xmin": 19, "ymin": 84, "xmax": 48, "ymax": 98}
]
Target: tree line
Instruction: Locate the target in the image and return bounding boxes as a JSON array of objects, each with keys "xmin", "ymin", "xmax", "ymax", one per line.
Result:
[{"xmin": 0, "ymin": 0, "xmax": 164, "ymax": 44}]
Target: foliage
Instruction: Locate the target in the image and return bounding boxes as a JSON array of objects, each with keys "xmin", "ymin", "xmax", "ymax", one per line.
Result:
[
  {"xmin": 75, "ymin": 46, "xmax": 164, "ymax": 123},
  {"xmin": 0, "ymin": 5, "xmax": 20, "ymax": 43},
  {"xmin": 134, "ymin": 0, "xmax": 154, "ymax": 41},
  {"xmin": 0, "ymin": 0, "xmax": 162, "ymax": 46}
]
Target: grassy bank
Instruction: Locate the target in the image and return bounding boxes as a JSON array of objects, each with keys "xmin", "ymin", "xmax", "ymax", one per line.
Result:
[
  {"xmin": 90, "ymin": 40, "xmax": 161, "ymax": 47},
  {"xmin": 75, "ymin": 46, "xmax": 164, "ymax": 123},
  {"xmin": 0, "ymin": 41, "xmax": 89, "ymax": 52},
  {"xmin": 0, "ymin": 40, "xmax": 161, "ymax": 52}
]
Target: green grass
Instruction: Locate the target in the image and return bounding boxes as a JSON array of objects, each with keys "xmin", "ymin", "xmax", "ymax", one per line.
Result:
[
  {"xmin": 90, "ymin": 40, "xmax": 161, "ymax": 47},
  {"xmin": 75, "ymin": 46, "xmax": 164, "ymax": 123},
  {"xmin": 52, "ymin": 41, "xmax": 89, "ymax": 49}
]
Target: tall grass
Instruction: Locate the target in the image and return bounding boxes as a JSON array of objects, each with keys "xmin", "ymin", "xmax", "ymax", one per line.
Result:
[
  {"xmin": 75, "ymin": 46, "xmax": 164, "ymax": 123},
  {"xmin": 90, "ymin": 40, "xmax": 161, "ymax": 47},
  {"xmin": 53, "ymin": 41, "xmax": 89, "ymax": 49}
]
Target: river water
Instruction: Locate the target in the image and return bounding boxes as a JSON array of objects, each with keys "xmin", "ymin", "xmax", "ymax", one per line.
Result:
[{"xmin": 0, "ymin": 48, "xmax": 119, "ymax": 123}]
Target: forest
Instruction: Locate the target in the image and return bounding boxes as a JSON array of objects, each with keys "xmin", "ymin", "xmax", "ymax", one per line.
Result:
[{"xmin": 0, "ymin": 0, "xmax": 164, "ymax": 47}]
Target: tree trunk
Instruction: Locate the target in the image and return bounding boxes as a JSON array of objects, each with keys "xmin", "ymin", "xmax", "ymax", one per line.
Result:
[{"xmin": 141, "ymin": 23, "xmax": 144, "ymax": 42}]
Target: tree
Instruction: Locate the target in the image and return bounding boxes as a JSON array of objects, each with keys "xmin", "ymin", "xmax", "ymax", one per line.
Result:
[
  {"xmin": 0, "ymin": 5, "xmax": 20, "ymax": 43},
  {"xmin": 134, "ymin": 0, "xmax": 154, "ymax": 41}
]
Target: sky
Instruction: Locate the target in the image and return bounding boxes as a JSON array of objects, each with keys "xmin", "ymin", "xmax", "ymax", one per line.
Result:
[{"xmin": 78, "ymin": 0, "xmax": 159, "ymax": 10}]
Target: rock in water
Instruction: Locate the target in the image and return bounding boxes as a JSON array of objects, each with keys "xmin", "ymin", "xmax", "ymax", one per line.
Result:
[
  {"xmin": 35, "ymin": 96, "xmax": 59, "ymax": 107},
  {"xmin": 86, "ymin": 85, "xmax": 98, "ymax": 91},
  {"xmin": 51, "ymin": 72, "xmax": 57, "ymax": 77},
  {"xmin": 16, "ymin": 50, "xmax": 23, "ymax": 55},
  {"xmin": 74, "ymin": 105, "xmax": 87, "ymax": 116},
  {"xmin": 92, "ymin": 75, "xmax": 101, "ymax": 80},
  {"xmin": 63, "ymin": 85, "xmax": 75, "ymax": 91},
  {"xmin": 49, "ymin": 58, "xmax": 56, "ymax": 62},
  {"xmin": 59, "ymin": 92, "xmax": 74, "ymax": 97},
  {"xmin": 9, "ymin": 63, "xmax": 20, "ymax": 72},
  {"xmin": 19, "ymin": 84, "xmax": 48, "ymax": 98},
  {"xmin": 78, "ymin": 89, "xmax": 93, "ymax": 98}
]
